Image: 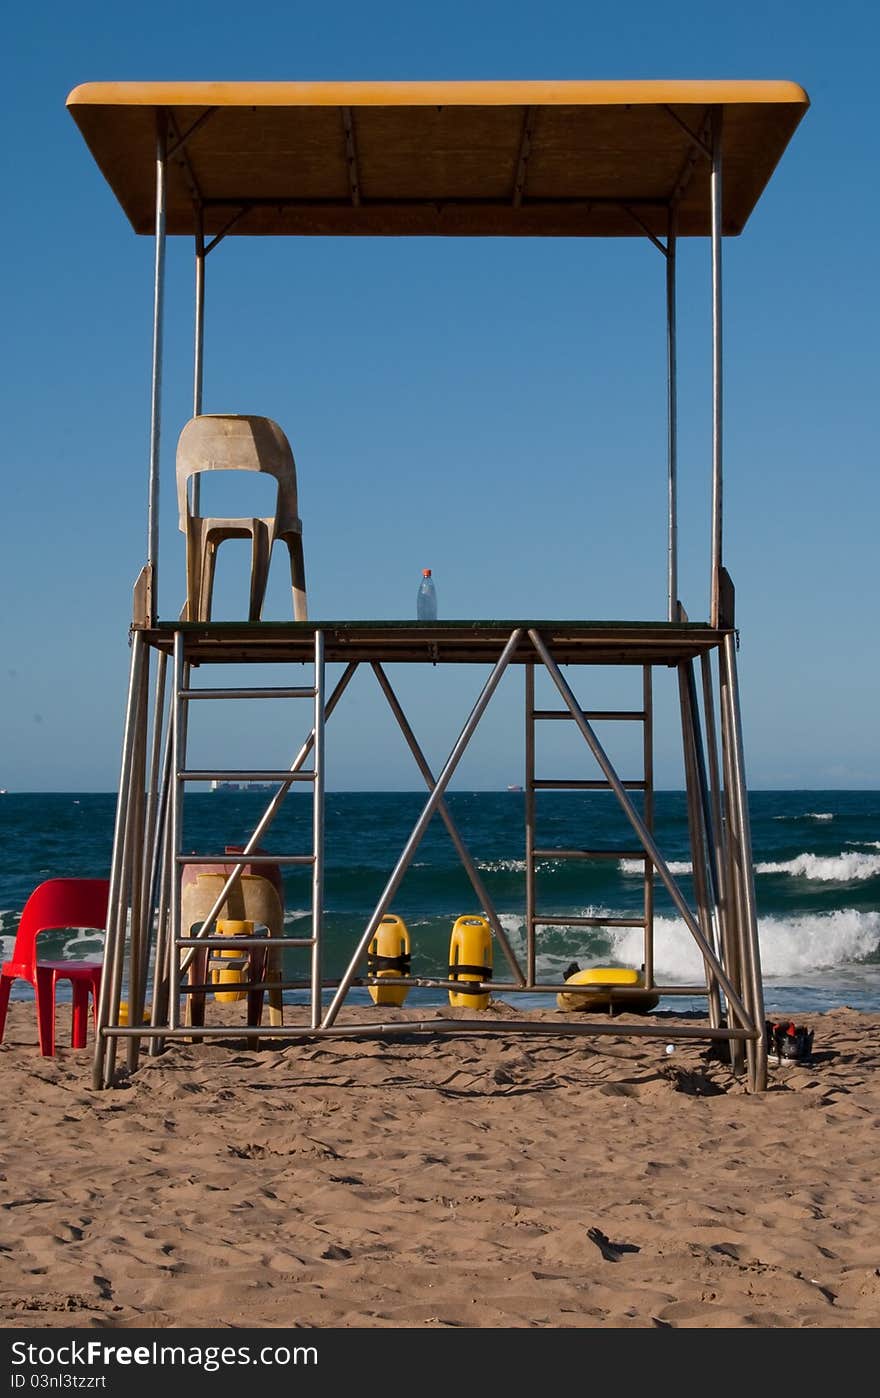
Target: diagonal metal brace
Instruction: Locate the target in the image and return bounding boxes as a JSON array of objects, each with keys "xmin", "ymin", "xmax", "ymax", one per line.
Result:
[
  {"xmin": 371, "ymin": 662, "xmax": 525, "ymax": 985},
  {"xmin": 322, "ymin": 629, "xmax": 524, "ymax": 1028}
]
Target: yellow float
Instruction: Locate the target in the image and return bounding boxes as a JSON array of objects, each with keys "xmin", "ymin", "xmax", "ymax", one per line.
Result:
[
  {"xmin": 448, "ymin": 915, "xmax": 493, "ymax": 1009},
  {"xmin": 367, "ymin": 914, "xmax": 411, "ymax": 1006},
  {"xmin": 556, "ymin": 963, "xmax": 659, "ymax": 1014},
  {"xmin": 210, "ymin": 918, "xmax": 253, "ymax": 1003},
  {"xmin": 117, "ymin": 1000, "xmax": 150, "ymax": 1026}
]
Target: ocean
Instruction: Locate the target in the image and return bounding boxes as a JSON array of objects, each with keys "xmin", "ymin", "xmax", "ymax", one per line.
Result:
[{"xmin": 2, "ymin": 790, "xmax": 879, "ymax": 1017}]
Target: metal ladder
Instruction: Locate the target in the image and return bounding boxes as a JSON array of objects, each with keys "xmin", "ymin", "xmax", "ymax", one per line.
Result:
[
  {"xmin": 165, "ymin": 629, "xmax": 327, "ymax": 1035},
  {"xmin": 524, "ymin": 662, "xmax": 655, "ymax": 988}
]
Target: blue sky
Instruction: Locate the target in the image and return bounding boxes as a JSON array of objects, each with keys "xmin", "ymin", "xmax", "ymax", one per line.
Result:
[{"xmin": 1, "ymin": 0, "xmax": 877, "ymax": 791}]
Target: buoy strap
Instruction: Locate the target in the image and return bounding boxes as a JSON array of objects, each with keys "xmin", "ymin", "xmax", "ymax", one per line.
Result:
[
  {"xmin": 367, "ymin": 952, "xmax": 412, "ymax": 973},
  {"xmin": 448, "ymin": 963, "xmax": 492, "ymax": 980}
]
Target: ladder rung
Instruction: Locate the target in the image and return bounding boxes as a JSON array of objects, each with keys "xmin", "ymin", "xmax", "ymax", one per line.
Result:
[
  {"xmin": 178, "ymin": 770, "xmax": 315, "ymax": 783},
  {"xmin": 533, "ymin": 709, "xmax": 646, "ymax": 722},
  {"xmin": 532, "ymin": 779, "xmax": 646, "ymax": 791},
  {"xmin": 176, "ymin": 854, "xmax": 315, "ymax": 866},
  {"xmin": 175, "ymin": 936, "xmax": 317, "ymax": 949},
  {"xmin": 180, "ymin": 687, "xmax": 317, "ymax": 700},
  {"xmin": 532, "ymin": 915, "xmax": 647, "ymax": 928},
  {"xmin": 533, "ymin": 848, "xmax": 648, "ymax": 860},
  {"xmin": 180, "ymin": 978, "xmax": 319, "ymax": 994}
]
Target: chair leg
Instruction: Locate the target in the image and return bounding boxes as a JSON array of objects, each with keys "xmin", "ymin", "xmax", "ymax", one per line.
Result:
[
  {"xmin": 71, "ymin": 981, "xmax": 90, "ymax": 1049},
  {"xmin": 247, "ymin": 948, "xmax": 267, "ymax": 1033},
  {"xmin": 186, "ymin": 948, "xmax": 208, "ymax": 1041},
  {"xmin": 0, "ymin": 973, "xmax": 13, "ymax": 1043},
  {"xmin": 199, "ymin": 539, "xmax": 219, "ymax": 623},
  {"xmin": 34, "ymin": 967, "xmax": 57, "ymax": 1058},
  {"xmin": 267, "ymin": 943, "xmax": 284, "ymax": 1028},
  {"xmin": 90, "ymin": 969, "xmax": 102, "ymax": 1031},
  {"xmin": 285, "ymin": 535, "xmax": 308, "ymax": 620},
  {"xmin": 186, "ymin": 521, "xmax": 208, "ymax": 624},
  {"xmin": 248, "ymin": 523, "xmax": 271, "ymax": 621}
]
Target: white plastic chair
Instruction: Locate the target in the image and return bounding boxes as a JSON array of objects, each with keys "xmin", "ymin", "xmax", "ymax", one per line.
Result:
[{"xmin": 176, "ymin": 414, "xmax": 307, "ymax": 622}]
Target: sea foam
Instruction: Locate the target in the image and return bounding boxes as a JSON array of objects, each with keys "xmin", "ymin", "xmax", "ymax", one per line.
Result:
[
  {"xmin": 609, "ymin": 909, "xmax": 880, "ymax": 981},
  {"xmin": 618, "ymin": 851, "xmax": 880, "ymax": 882},
  {"xmin": 755, "ymin": 851, "xmax": 880, "ymax": 882},
  {"xmin": 619, "ymin": 858, "xmax": 692, "ymax": 876}
]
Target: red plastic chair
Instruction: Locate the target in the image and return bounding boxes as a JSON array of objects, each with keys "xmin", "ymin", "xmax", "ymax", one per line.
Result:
[{"xmin": 0, "ymin": 878, "xmax": 109, "ymax": 1057}]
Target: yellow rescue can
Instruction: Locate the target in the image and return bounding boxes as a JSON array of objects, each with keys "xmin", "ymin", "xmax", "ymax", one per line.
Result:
[
  {"xmin": 211, "ymin": 918, "xmax": 253, "ymax": 1003},
  {"xmin": 556, "ymin": 964, "xmax": 659, "ymax": 1014},
  {"xmin": 117, "ymin": 1001, "xmax": 150, "ymax": 1026},
  {"xmin": 448, "ymin": 915, "xmax": 493, "ymax": 1010},
  {"xmin": 367, "ymin": 914, "xmax": 411, "ymax": 1006}
]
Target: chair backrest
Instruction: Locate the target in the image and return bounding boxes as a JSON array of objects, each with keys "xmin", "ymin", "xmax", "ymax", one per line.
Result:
[
  {"xmin": 176, "ymin": 414, "xmax": 301, "ymax": 534},
  {"xmin": 11, "ymin": 878, "xmax": 110, "ymax": 974},
  {"xmin": 181, "ymin": 872, "xmax": 284, "ymax": 939}
]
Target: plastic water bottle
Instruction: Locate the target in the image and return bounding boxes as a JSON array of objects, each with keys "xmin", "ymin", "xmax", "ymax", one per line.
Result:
[{"xmin": 417, "ymin": 568, "xmax": 437, "ymax": 621}]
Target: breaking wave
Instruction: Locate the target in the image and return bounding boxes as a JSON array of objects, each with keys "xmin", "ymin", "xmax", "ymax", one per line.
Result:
[{"xmin": 755, "ymin": 852, "xmax": 880, "ymax": 883}]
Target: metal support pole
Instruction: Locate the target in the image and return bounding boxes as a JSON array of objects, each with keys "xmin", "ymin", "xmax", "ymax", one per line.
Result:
[
  {"xmin": 141, "ymin": 650, "xmax": 168, "ymax": 934},
  {"xmin": 684, "ymin": 661, "xmax": 726, "ymax": 1021},
  {"xmin": 678, "ymin": 664, "xmax": 722, "ymax": 1028},
  {"xmin": 102, "ymin": 654, "xmax": 149, "ymax": 1087},
  {"xmin": 126, "ymin": 648, "xmax": 168, "ymax": 1070},
  {"xmin": 148, "ymin": 731, "xmax": 174, "ymax": 1053},
  {"xmin": 642, "ymin": 666, "xmax": 655, "ymax": 988},
  {"xmin": 710, "ymin": 107, "xmax": 724, "ymax": 628},
  {"xmin": 192, "ymin": 211, "xmax": 205, "ymax": 516},
  {"xmin": 122, "ymin": 658, "xmax": 151, "ymax": 1072},
  {"xmin": 685, "ymin": 661, "xmax": 722, "ymax": 915},
  {"xmin": 168, "ymin": 632, "xmax": 186, "ymax": 1031},
  {"xmin": 147, "ymin": 113, "xmax": 168, "ymax": 627},
  {"xmin": 194, "ymin": 216, "xmax": 205, "ymax": 419},
  {"xmin": 666, "ymin": 206, "xmax": 678, "ymax": 621},
  {"xmin": 371, "ymin": 662, "xmax": 525, "ymax": 985},
  {"xmin": 92, "ymin": 633, "xmax": 147, "ymax": 1089},
  {"xmin": 310, "ymin": 631, "xmax": 325, "ymax": 1029},
  {"xmin": 322, "ymin": 630, "xmax": 523, "ymax": 1028},
  {"xmin": 718, "ymin": 656, "xmax": 747, "ymax": 1076},
  {"xmin": 685, "ymin": 659, "xmax": 735, "ymax": 1038},
  {"xmin": 524, "ymin": 663, "xmax": 537, "ymax": 986},
  {"xmin": 528, "ymin": 629, "xmax": 752, "ymax": 1029},
  {"xmin": 700, "ymin": 651, "xmax": 732, "ymax": 985},
  {"xmin": 721, "ymin": 633, "xmax": 767, "ymax": 1091}
]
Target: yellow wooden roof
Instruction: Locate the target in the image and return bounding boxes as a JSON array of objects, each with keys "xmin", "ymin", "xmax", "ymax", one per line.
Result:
[{"xmin": 66, "ymin": 80, "xmax": 809, "ymax": 238}]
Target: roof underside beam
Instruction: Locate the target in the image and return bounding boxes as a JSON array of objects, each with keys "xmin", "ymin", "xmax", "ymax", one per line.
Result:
[
  {"xmin": 341, "ymin": 107, "xmax": 361, "ymax": 206},
  {"xmin": 511, "ymin": 106, "xmax": 535, "ymax": 208},
  {"xmin": 196, "ymin": 195, "xmax": 673, "ymax": 211}
]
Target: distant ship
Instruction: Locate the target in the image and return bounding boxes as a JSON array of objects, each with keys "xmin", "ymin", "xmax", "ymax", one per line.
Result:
[{"xmin": 506, "ymin": 784, "xmax": 523, "ymax": 793}]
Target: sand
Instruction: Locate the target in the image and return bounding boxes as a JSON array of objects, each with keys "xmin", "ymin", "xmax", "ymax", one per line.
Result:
[{"xmin": 1, "ymin": 1000, "xmax": 879, "ymax": 1330}]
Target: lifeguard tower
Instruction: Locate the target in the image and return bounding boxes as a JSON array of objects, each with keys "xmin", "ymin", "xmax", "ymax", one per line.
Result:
[{"xmin": 66, "ymin": 81, "xmax": 809, "ymax": 1093}]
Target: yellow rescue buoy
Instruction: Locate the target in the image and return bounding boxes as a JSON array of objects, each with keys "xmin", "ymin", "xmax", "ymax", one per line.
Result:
[
  {"xmin": 367, "ymin": 914, "xmax": 411, "ymax": 1006},
  {"xmin": 211, "ymin": 918, "xmax": 253, "ymax": 1003},
  {"xmin": 556, "ymin": 963, "xmax": 659, "ymax": 1014},
  {"xmin": 117, "ymin": 1000, "xmax": 150, "ymax": 1026},
  {"xmin": 448, "ymin": 915, "xmax": 493, "ymax": 1010}
]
